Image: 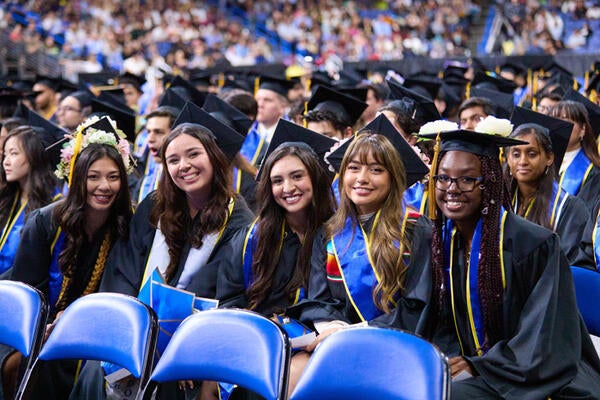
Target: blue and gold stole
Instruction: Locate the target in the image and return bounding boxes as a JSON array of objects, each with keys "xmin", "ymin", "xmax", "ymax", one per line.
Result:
[
  {"xmin": 327, "ymin": 209, "xmax": 413, "ymax": 321},
  {"xmin": 403, "ymin": 181, "xmax": 428, "ymax": 215},
  {"xmin": 137, "ymin": 157, "xmax": 162, "ymax": 204},
  {"xmin": 48, "ymin": 228, "xmax": 66, "ymax": 311},
  {"xmin": 559, "ymin": 148, "xmax": 594, "ymax": 195},
  {"xmin": 593, "ymin": 207, "xmax": 600, "ymax": 272},
  {"xmin": 0, "ymin": 194, "xmax": 27, "ymax": 274},
  {"xmin": 242, "ymin": 220, "xmax": 305, "ymax": 304},
  {"xmin": 444, "ymin": 209, "xmax": 508, "ymax": 356},
  {"xmin": 512, "ymin": 182, "xmax": 568, "ymax": 230},
  {"xmin": 233, "ymin": 121, "xmax": 265, "ymax": 193}
]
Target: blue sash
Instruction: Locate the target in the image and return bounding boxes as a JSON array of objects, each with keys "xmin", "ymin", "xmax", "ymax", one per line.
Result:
[
  {"xmin": 593, "ymin": 208, "xmax": 600, "ymax": 272},
  {"xmin": 443, "ymin": 210, "xmax": 508, "ymax": 356},
  {"xmin": 48, "ymin": 230, "xmax": 66, "ymax": 311},
  {"xmin": 331, "ymin": 211, "xmax": 408, "ymax": 321},
  {"xmin": 133, "ymin": 128, "xmax": 149, "ymax": 158},
  {"xmin": 242, "ymin": 221, "xmax": 305, "ymax": 303},
  {"xmin": 137, "ymin": 158, "xmax": 162, "ymax": 204},
  {"xmin": 234, "ymin": 121, "xmax": 266, "ymax": 192},
  {"xmin": 403, "ymin": 181, "xmax": 428, "ymax": 214},
  {"xmin": 331, "ymin": 175, "xmax": 340, "ymax": 205},
  {"xmin": 0, "ymin": 196, "xmax": 27, "ymax": 274},
  {"xmin": 559, "ymin": 148, "xmax": 593, "ymax": 195},
  {"xmin": 513, "ymin": 182, "xmax": 568, "ymax": 230}
]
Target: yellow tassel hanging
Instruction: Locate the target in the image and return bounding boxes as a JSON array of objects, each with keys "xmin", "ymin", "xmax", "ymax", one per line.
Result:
[
  {"xmin": 427, "ymin": 132, "xmax": 442, "ymax": 220},
  {"xmin": 465, "ymin": 82, "xmax": 471, "ymax": 99},
  {"xmin": 218, "ymin": 73, "xmax": 225, "ymax": 89},
  {"xmin": 68, "ymin": 130, "xmax": 84, "ymax": 186},
  {"xmin": 254, "ymin": 77, "xmax": 260, "ymax": 96}
]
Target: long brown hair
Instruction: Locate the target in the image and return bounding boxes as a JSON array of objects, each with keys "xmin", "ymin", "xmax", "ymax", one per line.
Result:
[
  {"xmin": 150, "ymin": 123, "xmax": 233, "ymax": 281},
  {"xmin": 248, "ymin": 144, "xmax": 335, "ymax": 310},
  {"xmin": 327, "ymin": 133, "xmax": 410, "ymax": 313}
]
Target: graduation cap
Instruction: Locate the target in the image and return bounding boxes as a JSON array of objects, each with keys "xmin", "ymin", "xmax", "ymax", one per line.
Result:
[
  {"xmin": 172, "ymin": 101, "xmax": 245, "ymax": 161},
  {"xmin": 585, "ymin": 72, "xmax": 600, "ymax": 95},
  {"xmin": 306, "ymin": 85, "xmax": 367, "ymax": 127},
  {"xmin": 310, "ymin": 70, "xmax": 334, "ymax": 88},
  {"xmin": 256, "ymin": 118, "xmax": 337, "ymax": 181},
  {"xmin": 326, "ymin": 114, "xmax": 429, "ymax": 187},
  {"xmin": 90, "ymin": 96, "xmax": 137, "ymax": 142},
  {"xmin": 337, "ymin": 87, "xmax": 368, "ymax": 102},
  {"xmin": 472, "ymin": 72, "xmax": 517, "ymax": 94},
  {"xmin": 387, "ymin": 78, "xmax": 441, "ymax": 124},
  {"xmin": 26, "ymin": 108, "xmax": 69, "ymax": 167},
  {"xmin": 499, "ymin": 60, "xmax": 527, "ymax": 79},
  {"xmin": 469, "ymin": 87, "xmax": 514, "ymax": 119},
  {"xmin": 188, "ymin": 70, "xmax": 214, "ymax": 89},
  {"xmin": 56, "ymin": 79, "xmax": 79, "ymax": 96},
  {"xmin": 444, "ymin": 60, "xmax": 470, "ymax": 79},
  {"xmin": 77, "ymin": 72, "xmax": 117, "ymax": 87},
  {"xmin": 510, "ymin": 106, "xmax": 573, "ymax": 170},
  {"xmin": 419, "ymin": 129, "xmax": 527, "ymax": 158},
  {"xmin": 541, "ymin": 60, "xmax": 573, "ymax": 78},
  {"xmin": 33, "ymin": 74, "xmax": 60, "ymax": 92},
  {"xmin": 165, "ymin": 75, "xmax": 207, "ymax": 107},
  {"xmin": 221, "ymin": 74, "xmax": 255, "ymax": 93},
  {"xmin": 544, "ymin": 72, "xmax": 580, "ymax": 95},
  {"xmin": 158, "ymin": 87, "xmax": 187, "ymax": 113},
  {"xmin": 258, "ymin": 74, "xmax": 296, "ymax": 97},
  {"xmin": 116, "ymin": 72, "xmax": 146, "ymax": 93},
  {"xmin": 563, "ymin": 88, "xmax": 600, "ymax": 138},
  {"xmin": 202, "ymin": 93, "xmax": 252, "ymax": 136},
  {"xmin": 404, "ymin": 76, "xmax": 442, "ymax": 101}
]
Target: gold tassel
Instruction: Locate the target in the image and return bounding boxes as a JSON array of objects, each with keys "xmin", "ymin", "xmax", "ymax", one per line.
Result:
[
  {"xmin": 465, "ymin": 82, "xmax": 471, "ymax": 99},
  {"xmin": 68, "ymin": 129, "xmax": 84, "ymax": 186},
  {"xmin": 254, "ymin": 77, "xmax": 260, "ymax": 96},
  {"xmin": 218, "ymin": 73, "xmax": 225, "ymax": 89},
  {"xmin": 427, "ymin": 132, "xmax": 442, "ymax": 220},
  {"xmin": 585, "ymin": 71, "xmax": 589, "ymax": 90},
  {"xmin": 303, "ymin": 101, "xmax": 308, "ymax": 128},
  {"xmin": 305, "ymin": 78, "xmax": 312, "ymax": 98}
]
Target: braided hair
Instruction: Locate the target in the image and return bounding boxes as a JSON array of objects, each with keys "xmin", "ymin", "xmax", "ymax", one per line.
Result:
[{"xmin": 431, "ymin": 151, "xmax": 511, "ymax": 351}]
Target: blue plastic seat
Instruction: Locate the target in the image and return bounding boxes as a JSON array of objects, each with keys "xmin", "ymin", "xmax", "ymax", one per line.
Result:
[
  {"xmin": 0, "ymin": 281, "xmax": 48, "ymax": 399},
  {"xmin": 21, "ymin": 292, "xmax": 157, "ymax": 399},
  {"xmin": 290, "ymin": 327, "xmax": 450, "ymax": 400},
  {"xmin": 141, "ymin": 309, "xmax": 290, "ymax": 400},
  {"xmin": 571, "ymin": 266, "xmax": 600, "ymax": 336}
]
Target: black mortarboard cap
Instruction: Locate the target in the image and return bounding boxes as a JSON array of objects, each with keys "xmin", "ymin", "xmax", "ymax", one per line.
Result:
[
  {"xmin": 90, "ymin": 96, "xmax": 137, "ymax": 142},
  {"xmin": 544, "ymin": 72, "xmax": 580, "ymax": 94},
  {"xmin": 419, "ymin": 129, "xmax": 527, "ymax": 158},
  {"xmin": 469, "ymin": 87, "xmax": 514, "ymax": 119},
  {"xmin": 202, "ymin": 93, "xmax": 252, "ymax": 136},
  {"xmin": 56, "ymin": 79, "xmax": 78, "ymax": 95},
  {"xmin": 172, "ymin": 101, "xmax": 245, "ymax": 161},
  {"xmin": 444, "ymin": 60, "xmax": 469, "ymax": 78},
  {"xmin": 499, "ymin": 60, "xmax": 527, "ymax": 77},
  {"xmin": 386, "ymin": 78, "xmax": 441, "ymax": 124},
  {"xmin": 404, "ymin": 76, "xmax": 442, "ymax": 101},
  {"xmin": 97, "ymin": 90, "xmax": 128, "ymax": 111},
  {"xmin": 12, "ymin": 103, "xmax": 29, "ymax": 119},
  {"xmin": 510, "ymin": 106, "xmax": 573, "ymax": 169},
  {"xmin": 77, "ymin": 72, "xmax": 117, "ymax": 86},
  {"xmin": 337, "ymin": 87, "xmax": 368, "ymax": 102},
  {"xmin": 258, "ymin": 74, "xmax": 296, "ymax": 97},
  {"xmin": 34, "ymin": 74, "xmax": 60, "ymax": 92},
  {"xmin": 306, "ymin": 85, "xmax": 367, "ymax": 127},
  {"xmin": 563, "ymin": 88, "xmax": 600, "ymax": 138},
  {"xmin": 166, "ymin": 75, "xmax": 207, "ymax": 107},
  {"xmin": 0, "ymin": 87, "xmax": 24, "ymax": 102},
  {"xmin": 116, "ymin": 72, "xmax": 146, "ymax": 92},
  {"xmin": 158, "ymin": 87, "xmax": 187, "ymax": 112},
  {"xmin": 542, "ymin": 60, "xmax": 573, "ymax": 78},
  {"xmin": 472, "ymin": 72, "xmax": 517, "ymax": 94},
  {"xmin": 188, "ymin": 70, "xmax": 214, "ymax": 88},
  {"xmin": 256, "ymin": 118, "xmax": 337, "ymax": 180},
  {"xmin": 586, "ymin": 72, "xmax": 600, "ymax": 94},
  {"xmin": 221, "ymin": 74, "xmax": 255, "ymax": 93},
  {"xmin": 26, "ymin": 109, "xmax": 68, "ymax": 167},
  {"xmin": 326, "ymin": 114, "xmax": 429, "ymax": 187},
  {"xmin": 310, "ymin": 70, "xmax": 334, "ymax": 88}
]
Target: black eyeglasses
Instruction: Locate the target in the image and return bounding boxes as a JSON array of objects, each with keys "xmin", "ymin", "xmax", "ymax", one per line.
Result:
[{"xmin": 432, "ymin": 175, "xmax": 483, "ymax": 192}]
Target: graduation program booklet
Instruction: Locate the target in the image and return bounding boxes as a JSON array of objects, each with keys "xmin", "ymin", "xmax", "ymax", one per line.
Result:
[{"xmin": 273, "ymin": 315, "xmax": 316, "ymax": 349}]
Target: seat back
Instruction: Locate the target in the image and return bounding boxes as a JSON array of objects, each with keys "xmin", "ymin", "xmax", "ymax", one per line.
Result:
[
  {"xmin": 571, "ymin": 266, "xmax": 600, "ymax": 336},
  {"xmin": 0, "ymin": 281, "xmax": 48, "ymax": 400},
  {"xmin": 31, "ymin": 293, "xmax": 157, "ymax": 398},
  {"xmin": 143, "ymin": 309, "xmax": 290, "ymax": 400},
  {"xmin": 290, "ymin": 327, "xmax": 449, "ymax": 400}
]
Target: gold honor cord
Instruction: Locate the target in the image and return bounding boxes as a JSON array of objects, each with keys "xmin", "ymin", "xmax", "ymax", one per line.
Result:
[{"xmin": 0, "ymin": 194, "xmax": 26, "ymax": 250}]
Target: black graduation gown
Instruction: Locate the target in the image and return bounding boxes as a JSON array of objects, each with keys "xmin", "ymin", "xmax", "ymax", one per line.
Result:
[
  {"xmin": 572, "ymin": 198, "xmax": 600, "ymax": 271},
  {"xmin": 576, "ymin": 165, "xmax": 600, "ymax": 212},
  {"xmin": 552, "ymin": 194, "xmax": 589, "ymax": 265},
  {"xmin": 288, "ymin": 215, "xmax": 433, "ymax": 335},
  {"xmin": 238, "ymin": 170, "xmax": 258, "ymax": 214},
  {"xmin": 9, "ymin": 202, "xmax": 119, "ymax": 400},
  {"xmin": 433, "ymin": 213, "xmax": 600, "ymax": 400},
  {"xmin": 216, "ymin": 223, "xmax": 302, "ymax": 316}
]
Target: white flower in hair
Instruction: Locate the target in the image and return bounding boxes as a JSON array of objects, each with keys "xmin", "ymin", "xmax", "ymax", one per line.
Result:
[
  {"xmin": 475, "ymin": 116, "xmax": 514, "ymax": 137},
  {"xmin": 418, "ymin": 120, "xmax": 459, "ymax": 135}
]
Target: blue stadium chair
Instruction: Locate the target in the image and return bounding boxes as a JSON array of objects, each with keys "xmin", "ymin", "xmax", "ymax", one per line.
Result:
[
  {"xmin": 140, "ymin": 309, "xmax": 290, "ymax": 400},
  {"xmin": 0, "ymin": 281, "xmax": 48, "ymax": 400},
  {"xmin": 290, "ymin": 327, "xmax": 450, "ymax": 400},
  {"xmin": 571, "ymin": 266, "xmax": 600, "ymax": 336},
  {"xmin": 19, "ymin": 292, "xmax": 157, "ymax": 399}
]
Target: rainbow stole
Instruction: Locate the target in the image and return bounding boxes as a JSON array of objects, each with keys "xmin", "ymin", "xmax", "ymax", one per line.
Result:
[
  {"xmin": 48, "ymin": 229, "xmax": 66, "ymax": 311},
  {"xmin": 594, "ymin": 207, "xmax": 600, "ymax": 272},
  {"xmin": 242, "ymin": 220, "xmax": 305, "ymax": 303},
  {"xmin": 233, "ymin": 121, "xmax": 265, "ymax": 193},
  {"xmin": 0, "ymin": 195, "xmax": 27, "ymax": 274},
  {"xmin": 444, "ymin": 210, "xmax": 508, "ymax": 356},
  {"xmin": 559, "ymin": 148, "xmax": 593, "ymax": 195},
  {"xmin": 512, "ymin": 181, "xmax": 568, "ymax": 230},
  {"xmin": 327, "ymin": 210, "xmax": 412, "ymax": 321}
]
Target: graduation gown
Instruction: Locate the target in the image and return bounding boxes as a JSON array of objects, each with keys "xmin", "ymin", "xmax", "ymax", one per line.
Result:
[
  {"xmin": 288, "ymin": 213, "xmax": 433, "ymax": 334},
  {"xmin": 572, "ymin": 198, "xmax": 600, "ymax": 271},
  {"xmin": 0, "ymin": 195, "xmax": 28, "ymax": 276},
  {"xmin": 216, "ymin": 222, "xmax": 303, "ymax": 316},
  {"xmin": 433, "ymin": 212, "xmax": 600, "ymax": 400},
  {"xmin": 575, "ymin": 165, "xmax": 600, "ymax": 212},
  {"xmin": 9, "ymin": 202, "xmax": 120, "ymax": 400}
]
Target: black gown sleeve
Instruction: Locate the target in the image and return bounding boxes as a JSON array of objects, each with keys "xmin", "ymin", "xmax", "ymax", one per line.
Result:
[
  {"xmin": 572, "ymin": 198, "xmax": 600, "ymax": 270},
  {"xmin": 215, "ymin": 226, "xmax": 251, "ymax": 309},
  {"xmin": 556, "ymin": 194, "xmax": 590, "ymax": 264}
]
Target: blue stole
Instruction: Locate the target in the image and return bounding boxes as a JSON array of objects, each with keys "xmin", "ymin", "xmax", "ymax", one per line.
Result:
[
  {"xmin": 330, "ymin": 211, "xmax": 407, "ymax": 321},
  {"xmin": 0, "ymin": 196, "xmax": 27, "ymax": 274},
  {"xmin": 233, "ymin": 121, "xmax": 266, "ymax": 193},
  {"xmin": 331, "ymin": 175, "xmax": 340, "ymax": 205},
  {"xmin": 403, "ymin": 181, "xmax": 428, "ymax": 214},
  {"xmin": 559, "ymin": 148, "xmax": 593, "ymax": 195},
  {"xmin": 137, "ymin": 158, "xmax": 162, "ymax": 204},
  {"xmin": 443, "ymin": 210, "xmax": 508, "ymax": 356},
  {"xmin": 133, "ymin": 128, "xmax": 149, "ymax": 159},
  {"xmin": 512, "ymin": 182, "xmax": 568, "ymax": 230},
  {"xmin": 242, "ymin": 220, "xmax": 305, "ymax": 303},
  {"xmin": 48, "ymin": 229, "xmax": 66, "ymax": 311},
  {"xmin": 593, "ymin": 208, "xmax": 600, "ymax": 272}
]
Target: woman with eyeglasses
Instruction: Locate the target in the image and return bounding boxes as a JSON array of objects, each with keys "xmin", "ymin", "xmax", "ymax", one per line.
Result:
[
  {"xmin": 503, "ymin": 123, "xmax": 589, "ymax": 264},
  {"xmin": 56, "ymin": 91, "xmax": 92, "ymax": 132}
]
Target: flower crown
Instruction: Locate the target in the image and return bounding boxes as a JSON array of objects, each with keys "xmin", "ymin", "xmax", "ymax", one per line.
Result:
[{"xmin": 55, "ymin": 115, "xmax": 133, "ymax": 181}]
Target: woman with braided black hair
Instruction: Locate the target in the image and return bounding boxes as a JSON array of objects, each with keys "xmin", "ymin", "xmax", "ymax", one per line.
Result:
[{"xmin": 422, "ymin": 128, "xmax": 600, "ymax": 399}]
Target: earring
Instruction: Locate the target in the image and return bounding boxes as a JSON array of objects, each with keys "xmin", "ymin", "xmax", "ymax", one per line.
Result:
[{"xmin": 545, "ymin": 166, "xmax": 550, "ymax": 175}]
